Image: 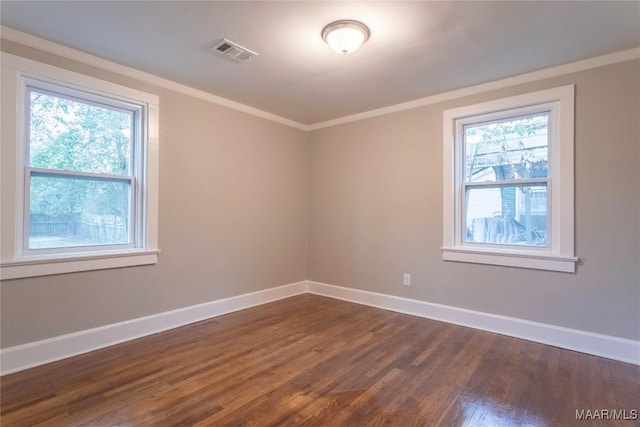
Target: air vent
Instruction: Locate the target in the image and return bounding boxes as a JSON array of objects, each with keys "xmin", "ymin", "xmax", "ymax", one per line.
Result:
[{"xmin": 211, "ymin": 39, "xmax": 258, "ymax": 63}]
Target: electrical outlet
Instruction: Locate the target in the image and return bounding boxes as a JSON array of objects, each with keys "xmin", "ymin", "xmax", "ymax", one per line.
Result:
[{"xmin": 403, "ymin": 273, "xmax": 411, "ymax": 286}]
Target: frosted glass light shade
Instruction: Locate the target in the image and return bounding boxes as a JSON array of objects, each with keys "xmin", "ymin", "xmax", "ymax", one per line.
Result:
[{"xmin": 322, "ymin": 20, "xmax": 370, "ymax": 55}]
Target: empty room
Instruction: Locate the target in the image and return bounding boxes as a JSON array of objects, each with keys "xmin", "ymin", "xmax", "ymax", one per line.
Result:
[{"xmin": 0, "ymin": 1, "xmax": 638, "ymax": 426}]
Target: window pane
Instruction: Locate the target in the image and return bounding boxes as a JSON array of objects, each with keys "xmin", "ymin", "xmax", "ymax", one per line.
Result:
[
  {"xmin": 29, "ymin": 90, "xmax": 133, "ymax": 175},
  {"xmin": 29, "ymin": 174, "xmax": 131, "ymax": 249},
  {"xmin": 465, "ymin": 185, "xmax": 547, "ymax": 246},
  {"xmin": 464, "ymin": 114, "xmax": 548, "ymax": 183}
]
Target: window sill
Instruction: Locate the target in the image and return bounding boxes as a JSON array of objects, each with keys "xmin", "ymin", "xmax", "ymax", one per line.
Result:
[
  {"xmin": 0, "ymin": 249, "xmax": 159, "ymax": 280},
  {"xmin": 441, "ymin": 246, "xmax": 577, "ymax": 273}
]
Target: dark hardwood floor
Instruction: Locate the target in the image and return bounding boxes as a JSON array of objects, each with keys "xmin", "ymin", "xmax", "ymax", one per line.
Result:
[{"xmin": 1, "ymin": 294, "xmax": 638, "ymax": 426}]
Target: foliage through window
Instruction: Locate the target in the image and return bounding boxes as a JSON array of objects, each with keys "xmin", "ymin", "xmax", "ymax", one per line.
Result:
[
  {"xmin": 28, "ymin": 86, "xmax": 138, "ymax": 249},
  {"xmin": 26, "ymin": 82, "xmax": 141, "ymax": 252},
  {"xmin": 1, "ymin": 54, "xmax": 159, "ymax": 279}
]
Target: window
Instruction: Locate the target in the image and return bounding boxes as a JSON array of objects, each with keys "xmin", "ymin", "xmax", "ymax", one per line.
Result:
[
  {"xmin": 27, "ymin": 82, "xmax": 139, "ymax": 251},
  {"xmin": 1, "ymin": 53, "xmax": 159, "ymax": 279},
  {"xmin": 442, "ymin": 86, "xmax": 577, "ymax": 272}
]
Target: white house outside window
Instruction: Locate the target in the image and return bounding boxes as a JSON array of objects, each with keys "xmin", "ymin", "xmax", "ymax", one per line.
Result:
[
  {"xmin": 463, "ymin": 111, "xmax": 549, "ymax": 246},
  {"xmin": 442, "ymin": 85, "xmax": 577, "ymax": 272},
  {"xmin": 0, "ymin": 54, "xmax": 159, "ymax": 280}
]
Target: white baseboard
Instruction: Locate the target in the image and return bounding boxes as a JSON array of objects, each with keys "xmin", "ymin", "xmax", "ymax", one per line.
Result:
[
  {"xmin": 307, "ymin": 281, "xmax": 640, "ymax": 366},
  {"xmin": 2, "ymin": 279, "xmax": 637, "ymax": 375},
  {"xmin": 0, "ymin": 281, "xmax": 306, "ymax": 375}
]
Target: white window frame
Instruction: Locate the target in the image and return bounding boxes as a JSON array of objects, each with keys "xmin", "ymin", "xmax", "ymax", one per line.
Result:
[
  {"xmin": 1, "ymin": 53, "xmax": 159, "ymax": 279},
  {"xmin": 442, "ymin": 85, "xmax": 577, "ymax": 273}
]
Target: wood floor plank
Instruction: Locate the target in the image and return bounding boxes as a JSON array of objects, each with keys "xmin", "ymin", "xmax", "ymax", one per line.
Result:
[{"xmin": 1, "ymin": 294, "xmax": 638, "ymax": 426}]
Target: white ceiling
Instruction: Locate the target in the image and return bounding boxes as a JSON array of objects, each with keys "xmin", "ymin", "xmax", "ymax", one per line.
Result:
[{"xmin": 1, "ymin": 1, "xmax": 639, "ymax": 126}]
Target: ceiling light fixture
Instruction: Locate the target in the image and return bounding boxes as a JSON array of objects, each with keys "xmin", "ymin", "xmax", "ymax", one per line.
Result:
[{"xmin": 322, "ymin": 20, "xmax": 370, "ymax": 55}]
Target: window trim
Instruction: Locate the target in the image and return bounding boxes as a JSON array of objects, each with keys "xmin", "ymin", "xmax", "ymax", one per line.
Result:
[
  {"xmin": 442, "ymin": 85, "xmax": 577, "ymax": 273},
  {"xmin": 0, "ymin": 53, "xmax": 159, "ymax": 280}
]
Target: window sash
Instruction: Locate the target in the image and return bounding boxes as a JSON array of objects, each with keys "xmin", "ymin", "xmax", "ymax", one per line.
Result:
[
  {"xmin": 28, "ymin": 167, "xmax": 134, "ymax": 182},
  {"xmin": 25, "ymin": 81, "xmax": 139, "ymax": 177},
  {"xmin": 461, "ymin": 111, "xmax": 551, "ymax": 184},
  {"xmin": 463, "ymin": 178, "xmax": 548, "ymax": 189},
  {"xmin": 24, "ymin": 167, "xmax": 136, "ymax": 255},
  {"xmin": 461, "ymin": 180, "xmax": 549, "ymax": 249}
]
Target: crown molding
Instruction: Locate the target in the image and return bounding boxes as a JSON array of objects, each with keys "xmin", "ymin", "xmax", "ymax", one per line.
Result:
[
  {"xmin": 308, "ymin": 47, "xmax": 640, "ymax": 130},
  {"xmin": 2, "ymin": 25, "xmax": 638, "ymax": 132},
  {"xmin": 0, "ymin": 25, "xmax": 311, "ymax": 131}
]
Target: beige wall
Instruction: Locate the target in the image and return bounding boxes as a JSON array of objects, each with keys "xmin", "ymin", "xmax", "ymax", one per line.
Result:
[
  {"xmin": 1, "ymin": 41, "xmax": 309, "ymax": 347},
  {"xmin": 309, "ymin": 60, "xmax": 640, "ymax": 341},
  {"xmin": 2, "ymin": 38, "xmax": 638, "ymax": 348}
]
